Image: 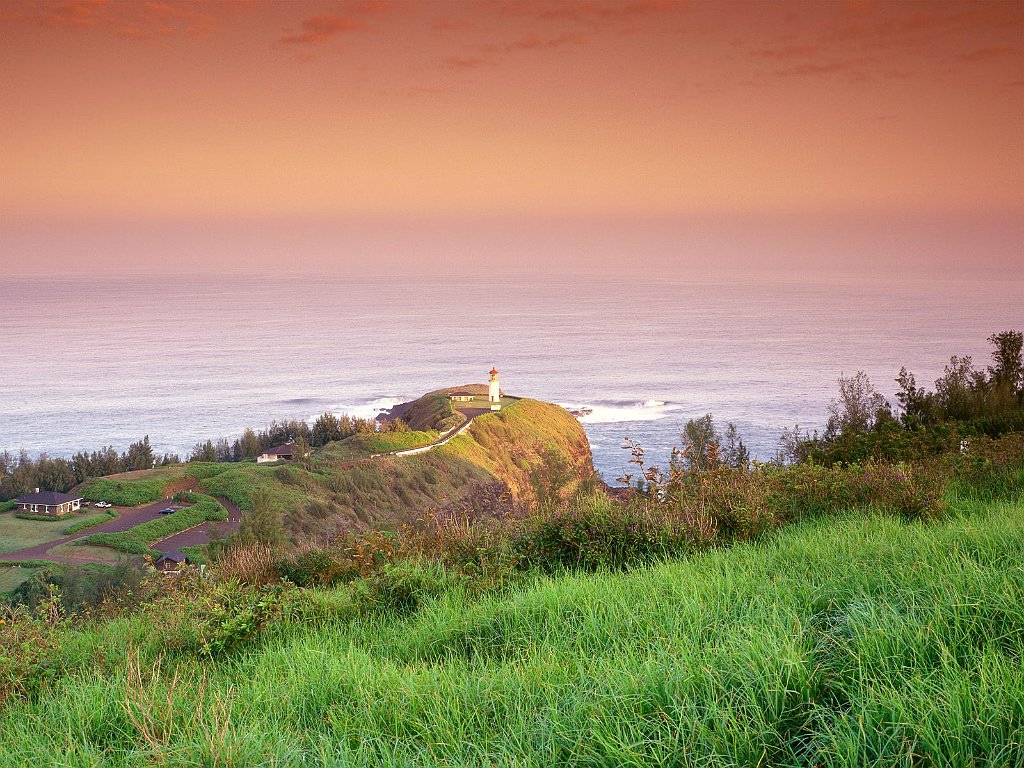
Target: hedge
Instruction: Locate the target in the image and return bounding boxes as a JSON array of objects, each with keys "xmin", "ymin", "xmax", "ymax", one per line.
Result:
[
  {"xmin": 84, "ymin": 493, "xmax": 227, "ymax": 556},
  {"xmin": 80, "ymin": 477, "xmax": 169, "ymax": 507},
  {"xmin": 62, "ymin": 510, "xmax": 118, "ymax": 536},
  {"xmin": 0, "ymin": 501, "xmax": 17, "ymax": 513},
  {"xmin": 15, "ymin": 513, "xmax": 71, "ymax": 522}
]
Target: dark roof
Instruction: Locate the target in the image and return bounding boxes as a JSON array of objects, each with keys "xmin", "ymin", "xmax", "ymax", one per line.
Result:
[
  {"xmin": 15, "ymin": 491, "xmax": 81, "ymax": 505},
  {"xmin": 156, "ymin": 548, "xmax": 188, "ymax": 564},
  {"xmin": 449, "ymin": 391, "xmax": 476, "ymax": 397},
  {"xmin": 261, "ymin": 444, "xmax": 294, "ymax": 456}
]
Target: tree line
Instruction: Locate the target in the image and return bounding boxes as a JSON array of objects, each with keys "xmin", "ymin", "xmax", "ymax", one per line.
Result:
[
  {"xmin": 783, "ymin": 330, "xmax": 1024, "ymax": 464},
  {"xmin": 1, "ymin": 413, "xmax": 410, "ymax": 502}
]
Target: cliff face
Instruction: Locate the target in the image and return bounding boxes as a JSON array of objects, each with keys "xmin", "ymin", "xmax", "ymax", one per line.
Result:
[{"xmin": 434, "ymin": 398, "xmax": 595, "ymax": 508}]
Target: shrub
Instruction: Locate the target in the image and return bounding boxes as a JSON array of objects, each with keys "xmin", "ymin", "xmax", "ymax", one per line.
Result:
[
  {"xmin": 196, "ymin": 582, "xmax": 287, "ymax": 658},
  {"xmin": 511, "ymin": 496, "xmax": 695, "ymax": 572},
  {"xmin": 81, "ymin": 478, "xmax": 168, "ymax": 506},
  {"xmin": 0, "ymin": 501, "xmax": 16, "ymax": 513},
  {"xmin": 62, "ymin": 509, "xmax": 117, "ymax": 535},
  {"xmin": 351, "ymin": 560, "xmax": 459, "ymax": 616},
  {"xmin": 0, "ymin": 587, "xmax": 66, "ymax": 705},
  {"xmin": 15, "ymin": 513, "xmax": 70, "ymax": 522}
]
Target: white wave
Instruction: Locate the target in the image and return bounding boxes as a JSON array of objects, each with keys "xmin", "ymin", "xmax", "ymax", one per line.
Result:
[
  {"xmin": 559, "ymin": 400, "xmax": 680, "ymax": 424},
  {"xmin": 316, "ymin": 396, "xmax": 403, "ymax": 421}
]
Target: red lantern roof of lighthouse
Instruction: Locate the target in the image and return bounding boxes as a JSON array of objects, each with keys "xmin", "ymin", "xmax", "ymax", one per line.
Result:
[{"xmin": 489, "ymin": 368, "xmax": 499, "ymax": 375}]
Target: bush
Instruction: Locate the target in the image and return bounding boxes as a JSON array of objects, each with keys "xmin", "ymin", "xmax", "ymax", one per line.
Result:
[
  {"xmin": 10, "ymin": 560, "xmax": 151, "ymax": 614},
  {"xmin": 196, "ymin": 582, "xmax": 287, "ymax": 658},
  {"xmin": 511, "ymin": 496, "xmax": 695, "ymax": 572},
  {"xmin": 81, "ymin": 478, "xmax": 168, "ymax": 506},
  {"xmin": 62, "ymin": 509, "xmax": 117, "ymax": 535},
  {"xmin": 15, "ymin": 513, "xmax": 69, "ymax": 522},
  {"xmin": 0, "ymin": 501, "xmax": 16, "ymax": 513},
  {"xmin": 351, "ymin": 560, "xmax": 460, "ymax": 616}
]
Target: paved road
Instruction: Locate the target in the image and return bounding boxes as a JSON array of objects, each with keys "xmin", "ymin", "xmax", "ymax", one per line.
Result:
[
  {"xmin": 381, "ymin": 408, "xmax": 489, "ymax": 457},
  {"xmin": 155, "ymin": 497, "xmax": 242, "ymax": 550}
]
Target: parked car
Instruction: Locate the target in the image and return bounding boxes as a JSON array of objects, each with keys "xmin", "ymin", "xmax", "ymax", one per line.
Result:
[
  {"xmin": 159, "ymin": 507, "xmax": 176, "ymax": 515},
  {"xmin": 95, "ymin": 501, "xmax": 112, "ymax": 508}
]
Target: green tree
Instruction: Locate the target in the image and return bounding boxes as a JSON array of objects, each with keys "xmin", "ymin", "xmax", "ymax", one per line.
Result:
[
  {"xmin": 189, "ymin": 440, "xmax": 217, "ymax": 463},
  {"xmin": 988, "ymin": 330, "xmax": 1023, "ymax": 395},
  {"xmin": 825, "ymin": 371, "xmax": 891, "ymax": 439},
  {"xmin": 311, "ymin": 413, "xmax": 342, "ymax": 447},
  {"xmin": 124, "ymin": 435, "xmax": 155, "ymax": 471},
  {"xmin": 237, "ymin": 487, "xmax": 287, "ymax": 550},
  {"xmin": 681, "ymin": 414, "xmax": 721, "ymax": 471},
  {"xmin": 722, "ymin": 422, "xmax": 750, "ymax": 469}
]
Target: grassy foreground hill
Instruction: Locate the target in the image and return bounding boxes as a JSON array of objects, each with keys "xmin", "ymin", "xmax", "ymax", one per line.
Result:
[
  {"xmin": 76, "ymin": 396, "xmax": 594, "ymax": 545},
  {"xmin": 1, "ymin": 495, "xmax": 1022, "ymax": 765}
]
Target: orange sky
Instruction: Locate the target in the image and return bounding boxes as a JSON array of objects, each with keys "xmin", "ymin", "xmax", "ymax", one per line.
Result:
[{"xmin": 1, "ymin": 0, "xmax": 1022, "ymax": 274}]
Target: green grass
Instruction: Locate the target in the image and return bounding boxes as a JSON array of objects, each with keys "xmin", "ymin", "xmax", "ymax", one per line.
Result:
[
  {"xmin": 2, "ymin": 499, "xmax": 1023, "ymax": 765},
  {"xmin": 80, "ymin": 477, "xmax": 170, "ymax": 506},
  {"xmin": 0, "ymin": 512, "xmax": 81, "ymax": 555},
  {"xmin": 0, "ymin": 566, "xmax": 37, "ymax": 594},
  {"xmin": 320, "ymin": 430, "xmax": 442, "ymax": 459}
]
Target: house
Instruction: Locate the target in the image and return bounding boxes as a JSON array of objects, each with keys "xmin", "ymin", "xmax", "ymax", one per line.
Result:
[
  {"xmin": 448, "ymin": 391, "xmax": 477, "ymax": 402},
  {"xmin": 257, "ymin": 444, "xmax": 296, "ymax": 464},
  {"xmin": 154, "ymin": 548, "xmax": 190, "ymax": 573},
  {"xmin": 14, "ymin": 489, "xmax": 82, "ymax": 517}
]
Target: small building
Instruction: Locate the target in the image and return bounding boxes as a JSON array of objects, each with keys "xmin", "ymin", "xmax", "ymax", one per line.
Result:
[
  {"xmin": 14, "ymin": 489, "xmax": 82, "ymax": 517},
  {"xmin": 154, "ymin": 548, "xmax": 190, "ymax": 573},
  {"xmin": 257, "ymin": 444, "xmax": 295, "ymax": 464},
  {"xmin": 448, "ymin": 391, "xmax": 477, "ymax": 402}
]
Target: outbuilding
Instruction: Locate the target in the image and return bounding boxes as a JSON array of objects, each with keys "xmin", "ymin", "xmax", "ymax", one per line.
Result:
[
  {"xmin": 256, "ymin": 444, "xmax": 295, "ymax": 464},
  {"xmin": 154, "ymin": 548, "xmax": 190, "ymax": 573},
  {"xmin": 14, "ymin": 489, "xmax": 82, "ymax": 517}
]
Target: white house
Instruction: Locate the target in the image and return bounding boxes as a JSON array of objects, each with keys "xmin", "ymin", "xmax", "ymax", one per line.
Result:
[{"xmin": 15, "ymin": 489, "xmax": 82, "ymax": 517}]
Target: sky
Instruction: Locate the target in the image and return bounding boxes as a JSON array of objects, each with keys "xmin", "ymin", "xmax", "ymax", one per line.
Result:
[{"xmin": 1, "ymin": 0, "xmax": 1022, "ymax": 277}]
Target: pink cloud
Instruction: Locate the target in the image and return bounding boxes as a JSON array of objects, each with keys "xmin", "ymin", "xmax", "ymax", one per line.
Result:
[
  {"xmin": 443, "ymin": 55, "xmax": 493, "ymax": 71},
  {"xmin": 279, "ymin": 15, "xmax": 364, "ymax": 45}
]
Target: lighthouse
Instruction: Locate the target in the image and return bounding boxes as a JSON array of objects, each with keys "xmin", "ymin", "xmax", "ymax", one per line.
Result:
[{"xmin": 488, "ymin": 367, "xmax": 501, "ymax": 410}]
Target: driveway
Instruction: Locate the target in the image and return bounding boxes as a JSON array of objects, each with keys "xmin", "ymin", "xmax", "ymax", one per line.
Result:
[{"xmin": 2, "ymin": 498, "xmax": 183, "ymax": 563}]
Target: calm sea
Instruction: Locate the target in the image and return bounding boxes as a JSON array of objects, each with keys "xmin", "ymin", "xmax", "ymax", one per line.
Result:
[{"xmin": 1, "ymin": 273, "xmax": 1021, "ymax": 482}]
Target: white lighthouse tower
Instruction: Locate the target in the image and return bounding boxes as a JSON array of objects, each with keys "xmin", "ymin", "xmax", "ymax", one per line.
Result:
[{"xmin": 488, "ymin": 367, "xmax": 501, "ymax": 410}]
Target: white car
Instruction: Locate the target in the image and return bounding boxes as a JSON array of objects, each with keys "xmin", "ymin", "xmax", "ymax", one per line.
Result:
[{"xmin": 95, "ymin": 501, "xmax": 112, "ymax": 508}]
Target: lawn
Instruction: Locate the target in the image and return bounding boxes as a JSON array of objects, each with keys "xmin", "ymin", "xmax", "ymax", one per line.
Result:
[
  {"xmin": 44, "ymin": 542, "xmax": 121, "ymax": 565},
  {"xmin": 2, "ymin": 498, "xmax": 1022, "ymax": 765},
  {"xmin": 0, "ymin": 510, "xmax": 110, "ymax": 555},
  {"xmin": 0, "ymin": 566, "xmax": 36, "ymax": 594}
]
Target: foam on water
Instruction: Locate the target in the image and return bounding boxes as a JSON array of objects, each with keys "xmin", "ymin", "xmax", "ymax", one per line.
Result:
[{"xmin": 559, "ymin": 400, "xmax": 681, "ymax": 424}]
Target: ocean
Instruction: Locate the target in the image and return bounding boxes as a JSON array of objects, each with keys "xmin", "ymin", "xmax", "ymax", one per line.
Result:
[{"xmin": 1, "ymin": 273, "xmax": 1021, "ymax": 483}]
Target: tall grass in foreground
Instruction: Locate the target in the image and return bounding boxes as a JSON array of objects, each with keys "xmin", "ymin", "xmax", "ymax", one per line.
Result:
[{"xmin": 1, "ymin": 501, "xmax": 1023, "ymax": 766}]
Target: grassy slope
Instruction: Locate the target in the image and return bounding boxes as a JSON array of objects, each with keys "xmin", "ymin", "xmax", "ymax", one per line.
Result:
[
  {"xmin": 3, "ymin": 498, "xmax": 1023, "ymax": 765},
  {"xmin": 438, "ymin": 398, "xmax": 595, "ymax": 505},
  {"xmin": 71, "ymin": 398, "xmax": 593, "ymax": 544}
]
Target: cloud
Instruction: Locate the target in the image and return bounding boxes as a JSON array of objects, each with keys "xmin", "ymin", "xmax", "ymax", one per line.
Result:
[
  {"xmin": 23, "ymin": 0, "xmax": 216, "ymax": 41},
  {"xmin": 279, "ymin": 15, "xmax": 364, "ymax": 45},
  {"xmin": 442, "ymin": 55, "xmax": 493, "ymax": 71},
  {"xmin": 506, "ymin": 33, "xmax": 584, "ymax": 51},
  {"xmin": 754, "ymin": 45, "xmax": 820, "ymax": 60},
  {"xmin": 499, "ymin": 0, "xmax": 677, "ymax": 24},
  {"xmin": 773, "ymin": 58, "xmax": 872, "ymax": 78},
  {"xmin": 954, "ymin": 46, "xmax": 1016, "ymax": 63}
]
